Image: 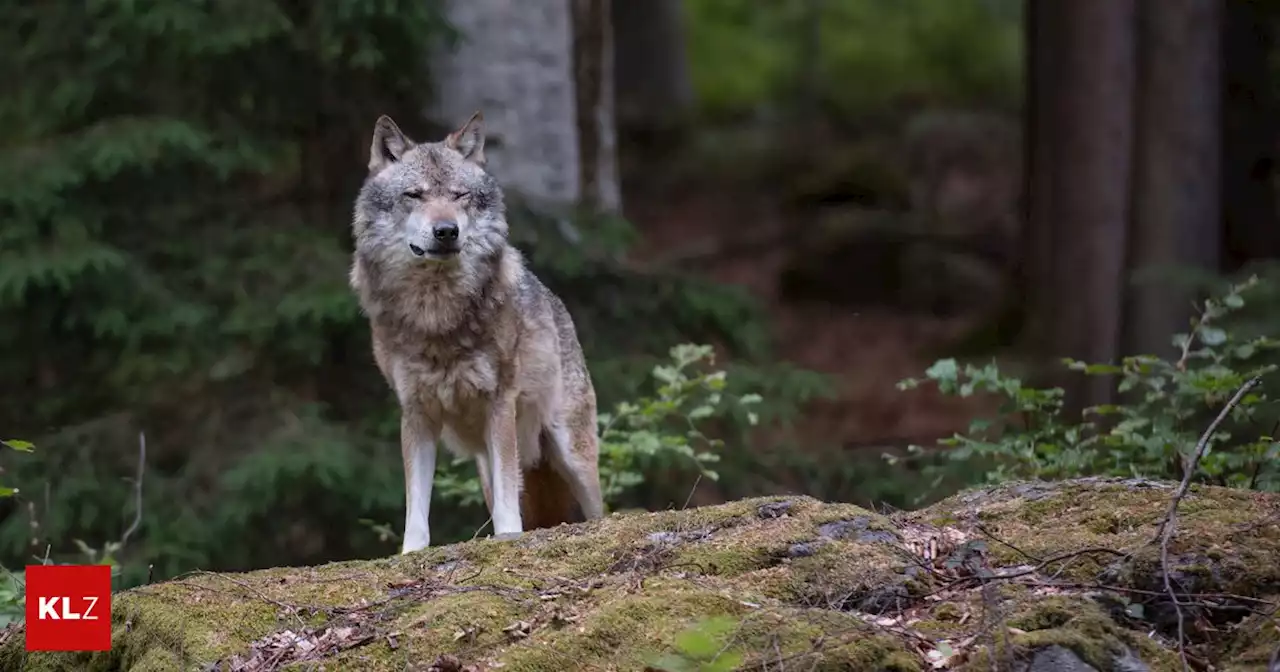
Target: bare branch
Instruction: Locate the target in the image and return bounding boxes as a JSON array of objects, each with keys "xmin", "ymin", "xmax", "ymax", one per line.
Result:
[
  {"xmin": 120, "ymin": 431, "xmax": 147, "ymax": 547},
  {"xmin": 1155, "ymin": 376, "xmax": 1261, "ymax": 672},
  {"xmin": 681, "ymin": 473, "xmax": 703, "ymax": 511}
]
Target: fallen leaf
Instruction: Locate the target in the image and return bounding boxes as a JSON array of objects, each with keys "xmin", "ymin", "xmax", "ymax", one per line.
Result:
[{"xmin": 502, "ymin": 620, "xmax": 533, "ymax": 639}]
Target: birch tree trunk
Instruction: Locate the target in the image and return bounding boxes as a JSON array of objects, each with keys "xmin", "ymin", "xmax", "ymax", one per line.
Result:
[
  {"xmin": 571, "ymin": 0, "xmax": 622, "ymax": 213},
  {"xmin": 428, "ymin": 0, "xmax": 620, "ymax": 213}
]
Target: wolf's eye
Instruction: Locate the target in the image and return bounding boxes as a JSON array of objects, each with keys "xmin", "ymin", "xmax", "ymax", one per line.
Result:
[
  {"xmin": 450, "ymin": 189, "xmax": 471, "ymax": 201},
  {"xmin": 402, "ymin": 187, "xmax": 425, "ymax": 200}
]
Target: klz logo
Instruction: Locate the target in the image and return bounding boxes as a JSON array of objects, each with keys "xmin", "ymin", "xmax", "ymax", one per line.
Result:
[
  {"xmin": 25, "ymin": 565, "xmax": 112, "ymax": 652},
  {"xmin": 37, "ymin": 596, "xmax": 101, "ymax": 620}
]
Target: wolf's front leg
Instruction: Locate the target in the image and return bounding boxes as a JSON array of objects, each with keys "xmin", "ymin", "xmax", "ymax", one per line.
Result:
[
  {"xmin": 486, "ymin": 395, "xmax": 524, "ymax": 539},
  {"xmin": 400, "ymin": 412, "xmax": 438, "ymax": 554}
]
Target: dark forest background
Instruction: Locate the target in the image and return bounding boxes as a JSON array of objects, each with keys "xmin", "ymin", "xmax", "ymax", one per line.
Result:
[{"xmin": 3, "ymin": 0, "xmax": 1280, "ymax": 609}]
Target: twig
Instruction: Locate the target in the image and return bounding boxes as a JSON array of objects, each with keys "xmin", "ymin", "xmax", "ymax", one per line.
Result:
[
  {"xmin": 681, "ymin": 473, "xmax": 703, "ymax": 511},
  {"xmin": 1155, "ymin": 376, "xmax": 1261, "ymax": 672},
  {"xmin": 171, "ymin": 571, "xmax": 310, "ymax": 628},
  {"xmin": 1175, "ymin": 297, "xmax": 1214, "ymax": 372},
  {"xmin": 471, "ymin": 516, "xmax": 492, "ymax": 541},
  {"xmin": 120, "ymin": 432, "xmax": 146, "ymax": 547},
  {"xmin": 1248, "ymin": 418, "xmax": 1279, "ymax": 490},
  {"xmin": 975, "ymin": 523, "xmax": 1043, "ymax": 563},
  {"xmin": 1041, "ymin": 582, "xmax": 1275, "ymax": 609},
  {"xmin": 935, "ymin": 547, "xmax": 1129, "ymax": 588}
]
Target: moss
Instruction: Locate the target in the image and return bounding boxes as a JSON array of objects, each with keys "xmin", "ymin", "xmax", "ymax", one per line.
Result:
[
  {"xmin": 503, "ymin": 587, "xmax": 915, "ymax": 672},
  {"xmin": 123, "ymin": 648, "xmax": 183, "ymax": 672},
  {"xmin": 1220, "ymin": 610, "xmax": 1280, "ymax": 672},
  {"xmin": 4, "ymin": 482, "xmax": 1275, "ymax": 670},
  {"xmin": 674, "ymin": 544, "xmax": 778, "ymax": 577},
  {"xmin": 758, "ymin": 537, "xmax": 908, "ymax": 610},
  {"xmin": 317, "ymin": 591, "xmax": 533, "ymax": 669},
  {"xmin": 1001, "ymin": 592, "xmax": 1179, "ymax": 671},
  {"xmin": 1005, "ymin": 598, "xmax": 1117, "ymax": 666},
  {"xmin": 500, "ymin": 587, "xmax": 748, "ymax": 671},
  {"xmin": 808, "ymin": 502, "xmax": 884, "ymax": 526},
  {"xmin": 933, "ymin": 602, "xmax": 963, "ymax": 621},
  {"xmin": 929, "ymin": 513, "xmax": 959, "ymax": 527},
  {"xmin": 0, "ymin": 575, "xmax": 285, "ymax": 671},
  {"xmin": 911, "ymin": 619, "xmax": 965, "ymax": 639},
  {"xmin": 915, "ymin": 478, "xmax": 1280, "ymax": 593}
]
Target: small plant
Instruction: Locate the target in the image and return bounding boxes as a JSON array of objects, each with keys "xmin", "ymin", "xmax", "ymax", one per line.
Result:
[
  {"xmin": 893, "ymin": 277, "xmax": 1280, "ymax": 493},
  {"xmin": 0, "ymin": 439, "xmax": 34, "ymax": 626},
  {"xmin": 596, "ymin": 343, "xmax": 760, "ymax": 499},
  {"xmin": 0, "ymin": 439, "xmax": 34, "ymax": 497},
  {"xmin": 0, "ymin": 436, "xmax": 141, "ymax": 627},
  {"xmin": 0, "ymin": 569, "xmax": 23, "ymax": 628},
  {"xmin": 646, "ymin": 616, "xmax": 744, "ymax": 672}
]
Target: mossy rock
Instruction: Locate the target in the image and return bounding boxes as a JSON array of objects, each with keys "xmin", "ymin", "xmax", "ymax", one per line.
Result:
[{"xmin": 3, "ymin": 478, "xmax": 1278, "ymax": 671}]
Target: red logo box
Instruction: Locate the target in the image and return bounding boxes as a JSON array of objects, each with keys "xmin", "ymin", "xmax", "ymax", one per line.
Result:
[{"xmin": 24, "ymin": 564, "xmax": 112, "ymax": 652}]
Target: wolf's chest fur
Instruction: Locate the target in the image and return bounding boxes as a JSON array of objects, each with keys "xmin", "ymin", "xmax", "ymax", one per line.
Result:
[
  {"xmin": 360, "ymin": 262, "xmax": 518, "ymax": 440},
  {"xmin": 389, "ymin": 339, "xmax": 500, "ymax": 416}
]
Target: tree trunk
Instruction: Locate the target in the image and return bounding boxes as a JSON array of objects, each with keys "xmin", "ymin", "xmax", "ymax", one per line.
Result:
[
  {"xmin": 571, "ymin": 0, "xmax": 622, "ymax": 213},
  {"xmin": 1021, "ymin": 0, "xmax": 1061, "ymax": 357},
  {"xmin": 1024, "ymin": 0, "xmax": 1137, "ymax": 413},
  {"xmin": 1124, "ymin": 0, "xmax": 1222, "ymax": 359},
  {"xmin": 796, "ymin": 0, "xmax": 825, "ymax": 122},
  {"xmin": 610, "ymin": 0, "xmax": 694, "ymax": 133},
  {"xmin": 1222, "ymin": 0, "xmax": 1280, "ymax": 270},
  {"xmin": 430, "ymin": 0, "xmax": 622, "ymax": 212}
]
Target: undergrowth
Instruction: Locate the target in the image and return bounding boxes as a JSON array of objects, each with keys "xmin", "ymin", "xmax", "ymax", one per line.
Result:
[{"xmin": 894, "ymin": 276, "xmax": 1280, "ymax": 499}]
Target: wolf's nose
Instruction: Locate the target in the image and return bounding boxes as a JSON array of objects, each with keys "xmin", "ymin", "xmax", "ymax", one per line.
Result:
[
  {"xmin": 432, "ymin": 222, "xmax": 459, "ymax": 242},
  {"xmin": 408, "ymin": 243, "xmax": 427, "ymax": 257}
]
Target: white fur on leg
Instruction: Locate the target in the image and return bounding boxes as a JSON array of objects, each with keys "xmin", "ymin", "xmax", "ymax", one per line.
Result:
[
  {"xmin": 487, "ymin": 444, "xmax": 523, "ymax": 539},
  {"xmin": 487, "ymin": 399, "xmax": 525, "ymax": 539},
  {"xmin": 489, "ymin": 457, "xmax": 523, "ymax": 537},
  {"xmin": 401, "ymin": 436, "xmax": 438, "ymax": 554}
]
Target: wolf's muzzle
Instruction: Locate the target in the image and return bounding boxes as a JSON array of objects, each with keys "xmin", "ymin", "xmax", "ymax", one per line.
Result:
[{"xmin": 409, "ymin": 221, "xmax": 461, "ymax": 258}]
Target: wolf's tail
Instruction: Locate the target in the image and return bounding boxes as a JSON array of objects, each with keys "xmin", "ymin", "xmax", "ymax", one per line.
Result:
[{"xmin": 520, "ymin": 454, "xmax": 583, "ymax": 531}]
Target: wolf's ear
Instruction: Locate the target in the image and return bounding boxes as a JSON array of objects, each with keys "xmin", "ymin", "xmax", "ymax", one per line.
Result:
[
  {"xmin": 369, "ymin": 115, "xmax": 412, "ymax": 173},
  {"xmin": 445, "ymin": 110, "xmax": 486, "ymax": 166}
]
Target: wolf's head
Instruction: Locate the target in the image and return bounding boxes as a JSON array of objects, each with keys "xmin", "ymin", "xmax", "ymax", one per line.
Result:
[{"xmin": 352, "ymin": 112, "xmax": 507, "ymax": 272}]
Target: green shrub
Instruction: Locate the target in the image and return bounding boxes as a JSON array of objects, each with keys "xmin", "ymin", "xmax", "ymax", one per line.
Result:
[
  {"xmin": 0, "ymin": 440, "xmax": 33, "ymax": 627},
  {"xmin": 894, "ymin": 276, "xmax": 1280, "ymax": 495}
]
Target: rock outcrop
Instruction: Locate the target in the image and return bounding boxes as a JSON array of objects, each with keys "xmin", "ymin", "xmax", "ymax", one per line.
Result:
[{"xmin": 3, "ymin": 477, "xmax": 1278, "ymax": 671}]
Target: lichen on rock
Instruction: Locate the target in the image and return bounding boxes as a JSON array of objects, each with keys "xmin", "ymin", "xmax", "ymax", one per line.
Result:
[{"xmin": 2, "ymin": 477, "xmax": 1277, "ymax": 671}]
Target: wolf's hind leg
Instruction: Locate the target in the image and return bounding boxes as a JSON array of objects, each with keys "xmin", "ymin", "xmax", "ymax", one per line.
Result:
[
  {"xmin": 474, "ymin": 451, "xmax": 494, "ymax": 515},
  {"xmin": 544, "ymin": 421, "xmax": 604, "ymax": 521}
]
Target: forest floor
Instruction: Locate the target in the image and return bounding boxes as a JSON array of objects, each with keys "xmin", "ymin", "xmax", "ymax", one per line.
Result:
[{"xmin": 14, "ymin": 478, "xmax": 1273, "ymax": 670}]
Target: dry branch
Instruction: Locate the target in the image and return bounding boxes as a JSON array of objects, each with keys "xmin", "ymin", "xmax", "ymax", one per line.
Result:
[{"xmin": 1154, "ymin": 376, "xmax": 1262, "ymax": 672}]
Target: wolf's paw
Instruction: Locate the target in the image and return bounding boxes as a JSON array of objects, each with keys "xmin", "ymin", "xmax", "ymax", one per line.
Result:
[{"xmin": 492, "ymin": 531, "xmax": 522, "ymax": 542}]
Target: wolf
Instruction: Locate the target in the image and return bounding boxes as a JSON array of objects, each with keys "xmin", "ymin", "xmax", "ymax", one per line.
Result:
[{"xmin": 349, "ymin": 111, "xmax": 605, "ymax": 554}]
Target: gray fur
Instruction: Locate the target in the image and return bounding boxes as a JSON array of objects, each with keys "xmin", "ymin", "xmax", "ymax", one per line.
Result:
[{"xmin": 350, "ymin": 112, "xmax": 603, "ymax": 553}]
